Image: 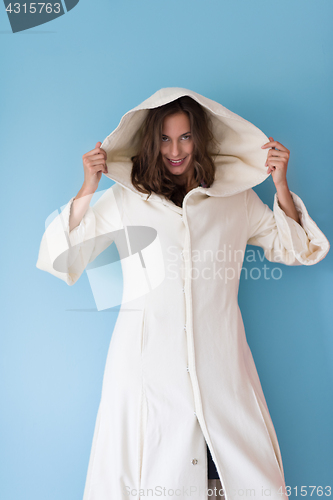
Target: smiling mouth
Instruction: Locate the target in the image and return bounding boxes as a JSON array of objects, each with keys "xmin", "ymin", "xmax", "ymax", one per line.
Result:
[{"xmin": 167, "ymin": 157, "xmax": 187, "ymax": 166}]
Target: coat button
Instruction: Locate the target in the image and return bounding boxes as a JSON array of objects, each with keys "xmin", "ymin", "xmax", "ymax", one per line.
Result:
[
  {"xmin": 182, "ymin": 286, "xmax": 185, "ymax": 293},
  {"xmin": 184, "ymin": 325, "xmax": 187, "ymax": 331},
  {"xmin": 191, "ymin": 459, "xmax": 198, "ymax": 465},
  {"xmin": 186, "ymin": 366, "xmax": 189, "ymax": 372}
]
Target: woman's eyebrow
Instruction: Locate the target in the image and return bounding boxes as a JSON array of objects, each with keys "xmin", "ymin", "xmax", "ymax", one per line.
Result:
[{"xmin": 162, "ymin": 131, "xmax": 191, "ymax": 137}]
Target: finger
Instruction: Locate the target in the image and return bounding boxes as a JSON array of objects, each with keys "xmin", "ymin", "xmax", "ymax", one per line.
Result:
[
  {"xmin": 267, "ymin": 163, "xmax": 279, "ymax": 173},
  {"xmin": 95, "ymin": 142, "xmax": 107, "ymax": 161},
  {"xmin": 261, "ymin": 142, "xmax": 272, "ymax": 148},
  {"xmin": 267, "ymin": 141, "xmax": 289, "ymax": 152},
  {"xmin": 267, "ymin": 150, "xmax": 289, "ymax": 158},
  {"xmin": 84, "ymin": 143, "xmax": 106, "ymax": 158},
  {"xmin": 266, "ymin": 159, "xmax": 286, "ymax": 168},
  {"xmin": 100, "ymin": 147, "xmax": 107, "ymax": 161},
  {"xmin": 84, "ymin": 148, "xmax": 103, "ymax": 158},
  {"xmin": 261, "ymin": 137, "xmax": 274, "ymax": 148},
  {"xmin": 84, "ymin": 152, "xmax": 106, "ymax": 164},
  {"xmin": 87, "ymin": 159, "xmax": 106, "ymax": 167},
  {"xmin": 92, "ymin": 153, "xmax": 106, "ymax": 161},
  {"xmin": 91, "ymin": 163, "xmax": 108, "ymax": 174}
]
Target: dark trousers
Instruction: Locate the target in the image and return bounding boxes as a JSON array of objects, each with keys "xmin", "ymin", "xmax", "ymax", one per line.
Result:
[{"xmin": 207, "ymin": 443, "xmax": 220, "ymax": 479}]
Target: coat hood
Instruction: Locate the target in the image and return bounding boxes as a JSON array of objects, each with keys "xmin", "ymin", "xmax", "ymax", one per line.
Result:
[{"xmin": 101, "ymin": 87, "xmax": 271, "ymax": 199}]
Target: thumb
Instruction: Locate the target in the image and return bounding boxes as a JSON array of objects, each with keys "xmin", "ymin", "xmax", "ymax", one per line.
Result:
[{"xmin": 95, "ymin": 141, "xmax": 102, "ymax": 149}]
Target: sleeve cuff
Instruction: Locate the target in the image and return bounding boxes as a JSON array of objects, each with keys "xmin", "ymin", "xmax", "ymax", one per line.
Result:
[
  {"xmin": 67, "ymin": 198, "xmax": 96, "ymax": 265},
  {"xmin": 273, "ymin": 191, "xmax": 330, "ymax": 265},
  {"xmin": 36, "ymin": 196, "xmax": 96, "ymax": 285}
]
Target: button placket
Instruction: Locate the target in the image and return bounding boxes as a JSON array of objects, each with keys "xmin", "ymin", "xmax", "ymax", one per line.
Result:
[{"xmin": 182, "ymin": 206, "xmax": 196, "ymax": 419}]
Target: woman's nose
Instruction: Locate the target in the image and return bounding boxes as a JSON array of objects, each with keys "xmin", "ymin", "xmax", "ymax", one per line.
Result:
[{"xmin": 170, "ymin": 141, "xmax": 180, "ymax": 157}]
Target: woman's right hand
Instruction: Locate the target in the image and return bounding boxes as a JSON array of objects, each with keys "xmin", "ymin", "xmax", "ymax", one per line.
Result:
[
  {"xmin": 70, "ymin": 142, "xmax": 107, "ymax": 230},
  {"xmin": 81, "ymin": 141, "xmax": 108, "ymax": 195}
]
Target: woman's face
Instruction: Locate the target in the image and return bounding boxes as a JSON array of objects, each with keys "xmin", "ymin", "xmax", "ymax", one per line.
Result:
[{"xmin": 160, "ymin": 112, "xmax": 194, "ymax": 182}]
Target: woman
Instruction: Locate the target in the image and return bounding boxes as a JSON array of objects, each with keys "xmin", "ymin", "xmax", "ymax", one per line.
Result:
[{"xmin": 36, "ymin": 88, "xmax": 330, "ymax": 500}]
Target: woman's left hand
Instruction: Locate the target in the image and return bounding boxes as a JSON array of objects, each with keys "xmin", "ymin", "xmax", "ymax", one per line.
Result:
[{"xmin": 261, "ymin": 137, "xmax": 290, "ymax": 187}]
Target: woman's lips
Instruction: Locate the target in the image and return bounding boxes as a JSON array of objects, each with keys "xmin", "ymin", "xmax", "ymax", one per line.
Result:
[{"xmin": 167, "ymin": 156, "xmax": 187, "ymax": 166}]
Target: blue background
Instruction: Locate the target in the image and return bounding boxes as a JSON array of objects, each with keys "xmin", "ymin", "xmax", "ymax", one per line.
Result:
[{"xmin": 1, "ymin": 1, "xmax": 332, "ymax": 499}]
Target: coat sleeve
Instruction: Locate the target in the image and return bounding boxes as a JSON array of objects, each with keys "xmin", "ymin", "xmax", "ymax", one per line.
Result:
[
  {"xmin": 245, "ymin": 188, "xmax": 330, "ymax": 266},
  {"xmin": 36, "ymin": 183, "xmax": 124, "ymax": 285}
]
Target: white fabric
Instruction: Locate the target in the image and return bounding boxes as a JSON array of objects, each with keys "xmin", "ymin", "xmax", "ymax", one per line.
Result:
[{"xmin": 36, "ymin": 88, "xmax": 330, "ymax": 500}]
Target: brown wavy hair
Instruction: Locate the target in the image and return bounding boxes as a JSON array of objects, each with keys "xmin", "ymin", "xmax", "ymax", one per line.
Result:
[{"xmin": 131, "ymin": 96, "xmax": 218, "ymax": 207}]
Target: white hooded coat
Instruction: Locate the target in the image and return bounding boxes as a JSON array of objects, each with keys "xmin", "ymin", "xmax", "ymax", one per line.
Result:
[{"xmin": 36, "ymin": 88, "xmax": 330, "ymax": 500}]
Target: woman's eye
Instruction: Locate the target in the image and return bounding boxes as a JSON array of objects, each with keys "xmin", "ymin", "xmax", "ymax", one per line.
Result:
[{"xmin": 161, "ymin": 135, "xmax": 190, "ymax": 142}]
